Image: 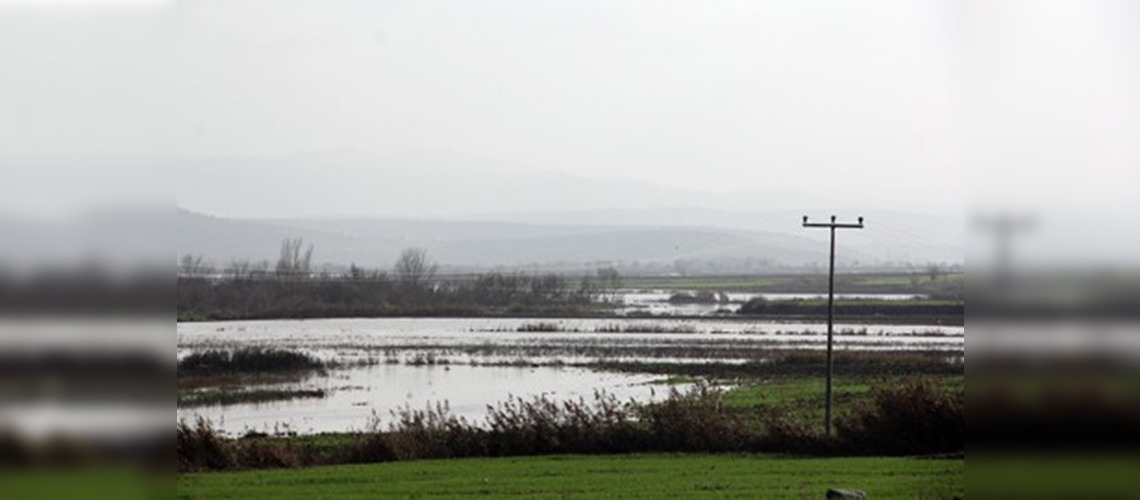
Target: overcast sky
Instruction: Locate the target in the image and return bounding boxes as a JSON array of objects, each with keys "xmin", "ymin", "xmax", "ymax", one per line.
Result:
[
  {"xmin": 174, "ymin": 0, "xmax": 961, "ymax": 206},
  {"xmin": 0, "ymin": 1, "xmax": 1136, "ymax": 223}
]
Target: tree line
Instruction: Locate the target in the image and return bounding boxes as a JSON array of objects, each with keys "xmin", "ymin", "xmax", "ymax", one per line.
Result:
[{"xmin": 178, "ymin": 239, "xmax": 623, "ymax": 321}]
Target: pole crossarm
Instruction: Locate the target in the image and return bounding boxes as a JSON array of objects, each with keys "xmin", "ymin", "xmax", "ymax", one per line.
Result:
[
  {"xmin": 801, "ymin": 214, "xmax": 864, "ymax": 439},
  {"xmin": 802, "ymin": 214, "xmax": 864, "ymax": 229},
  {"xmin": 802, "ymin": 222, "xmax": 864, "ymax": 229}
]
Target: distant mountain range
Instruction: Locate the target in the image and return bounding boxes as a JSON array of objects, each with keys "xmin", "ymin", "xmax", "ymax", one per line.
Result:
[
  {"xmin": 177, "ymin": 207, "xmax": 961, "ymax": 272},
  {"xmin": 176, "ymin": 149, "xmax": 951, "ymax": 219},
  {"xmin": 174, "ymin": 150, "xmax": 961, "ymax": 271}
]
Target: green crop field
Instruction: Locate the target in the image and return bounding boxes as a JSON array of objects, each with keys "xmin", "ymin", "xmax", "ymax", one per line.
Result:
[
  {"xmin": 722, "ymin": 374, "xmax": 964, "ymax": 431},
  {"xmin": 0, "ymin": 468, "xmax": 168, "ymax": 500},
  {"xmin": 177, "ymin": 454, "xmax": 963, "ymax": 499}
]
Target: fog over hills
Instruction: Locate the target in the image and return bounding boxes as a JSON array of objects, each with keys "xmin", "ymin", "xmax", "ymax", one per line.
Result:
[
  {"xmin": 177, "ymin": 149, "xmax": 955, "ymax": 219},
  {"xmin": 178, "ymin": 206, "xmax": 960, "ymax": 273},
  {"xmin": 176, "ymin": 150, "xmax": 961, "ymax": 272}
]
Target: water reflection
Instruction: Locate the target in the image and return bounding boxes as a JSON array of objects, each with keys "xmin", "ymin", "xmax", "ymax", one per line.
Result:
[{"xmin": 177, "ymin": 364, "xmax": 663, "ymax": 436}]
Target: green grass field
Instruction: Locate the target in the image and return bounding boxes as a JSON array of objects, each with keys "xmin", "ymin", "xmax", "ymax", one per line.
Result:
[
  {"xmin": 177, "ymin": 454, "xmax": 963, "ymax": 499},
  {"xmin": 0, "ymin": 468, "xmax": 168, "ymax": 500},
  {"xmin": 722, "ymin": 375, "xmax": 964, "ymax": 432}
]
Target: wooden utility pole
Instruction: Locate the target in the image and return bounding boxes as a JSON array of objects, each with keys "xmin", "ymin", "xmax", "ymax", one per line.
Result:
[{"xmin": 802, "ymin": 214, "xmax": 863, "ymax": 438}]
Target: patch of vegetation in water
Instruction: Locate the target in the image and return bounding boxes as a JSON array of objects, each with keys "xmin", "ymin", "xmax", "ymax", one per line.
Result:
[
  {"xmin": 178, "ymin": 388, "xmax": 327, "ymax": 408},
  {"xmin": 179, "ymin": 347, "xmax": 326, "ymax": 377}
]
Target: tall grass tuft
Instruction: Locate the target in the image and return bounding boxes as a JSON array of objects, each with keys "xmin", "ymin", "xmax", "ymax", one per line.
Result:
[
  {"xmin": 348, "ymin": 383, "xmax": 756, "ymax": 462},
  {"xmin": 485, "ymin": 391, "xmax": 642, "ymax": 455},
  {"xmin": 639, "ymin": 383, "xmax": 751, "ymax": 452},
  {"xmin": 836, "ymin": 378, "xmax": 964, "ymax": 455},
  {"xmin": 177, "ymin": 417, "xmax": 234, "ymax": 471}
]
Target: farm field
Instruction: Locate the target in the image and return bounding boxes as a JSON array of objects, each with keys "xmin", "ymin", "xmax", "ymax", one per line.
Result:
[{"xmin": 176, "ymin": 454, "xmax": 964, "ymax": 499}]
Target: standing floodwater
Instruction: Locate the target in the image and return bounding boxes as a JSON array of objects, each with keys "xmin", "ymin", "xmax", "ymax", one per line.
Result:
[{"xmin": 177, "ymin": 316, "xmax": 961, "ymax": 435}]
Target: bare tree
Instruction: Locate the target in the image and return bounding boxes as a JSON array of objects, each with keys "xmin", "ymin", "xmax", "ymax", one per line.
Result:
[
  {"xmin": 275, "ymin": 238, "xmax": 314, "ymax": 279},
  {"xmin": 227, "ymin": 259, "xmax": 252, "ymax": 280},
  {"xmin": 596, "ymin": 266, "xmax": 623, "ymax": 302},
  {"xmin": 250, "ymin": 260, "xmax": 271, "ymax": 279},
  {"xmin": 394, "ymin": 248, "xmax": 437, "ymax": 290},
  {"xmin": 926, "ymin": 263, "xmax": 942, "ymax": 283},
  {"xmin": 179, "ymin": 254, "xmax": 210, "ymax": 277}
]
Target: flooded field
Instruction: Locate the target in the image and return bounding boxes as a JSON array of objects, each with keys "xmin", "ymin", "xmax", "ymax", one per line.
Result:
[
  {"xmin": 177, "ymin": 313, "xmax": 962, "ymax": 436},
  {"xmin": 179, "ymin": 364, "xmax": 662, "ymax": 436},
  {"xmin": 179, "ymin": 317, "xmax": 962, "ymax": 362}
]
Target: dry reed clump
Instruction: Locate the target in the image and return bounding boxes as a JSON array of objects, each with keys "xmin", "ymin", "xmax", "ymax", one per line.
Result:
[
  {"xmin": 484, "ymin": 391, "xmax": 643, "ymax": 455},
  {"xmin": 835, "ymin": 378, "xmax": 964, "ymax": 455},
  {"xmin": 177, "ymin": 417, "xmax": 235, "ymax": 472},
  {"xmin": 232, "ymin": 439, "xmax": 303, "ymax": 469},
  {"xmin": 384, "ymin": 402, "xmax": 486, "ymax": 460},
  {"xmin": 178, "ymin": 417, "xmax": 328, "ymax": 471},
  {"xmin": 347, "ymin": 383, "xmax": 755, "ymax": 462},
  {"xmin": 638, "ymin": 384, "xmax": 752, "ymax": 452}
]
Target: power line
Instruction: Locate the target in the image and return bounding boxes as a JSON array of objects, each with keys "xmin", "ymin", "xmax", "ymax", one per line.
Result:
[{"xmin": 864, "ymin": 222, "xmax": 957, "ymax": 253}]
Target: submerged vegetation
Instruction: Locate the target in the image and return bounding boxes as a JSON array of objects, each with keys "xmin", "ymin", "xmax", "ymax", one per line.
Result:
[
  {"xmin": 178, "ymin": 347, "xmax": 326, "ymax": 376},
  {"xmin": 178, "ymin": 347, "xmax": 331, "ymax": 408},
  {"xmin": 178, "ymin": 388, "xmax": 327, "ymax": 408}
]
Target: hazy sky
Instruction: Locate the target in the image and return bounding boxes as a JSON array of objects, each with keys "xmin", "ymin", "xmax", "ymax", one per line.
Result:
[
  {"xmin": 1, "ymin": 1, "xmax": 1136, "ymax": 222},
  {"xmin": 175, "ymin": 0, "xmax": 961, "ymax": 204}
]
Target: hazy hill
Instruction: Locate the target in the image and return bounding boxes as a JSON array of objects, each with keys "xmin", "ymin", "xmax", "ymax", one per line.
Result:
[
  {"xmin": 175, "ymin": 150, "xmax": 960, "ymax": 270},
  {"xmin": 176, "ymin": 150, "xmax": 873, "ymax": 219},
  {"xmin": 177, "ymin": 208, "xmax": 865, "ymax": 271}
]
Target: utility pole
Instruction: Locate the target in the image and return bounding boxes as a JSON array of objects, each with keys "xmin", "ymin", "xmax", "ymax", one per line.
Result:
[{"xmin": 802, "ymin": 214, "xmax": 863, "ymax": 438}]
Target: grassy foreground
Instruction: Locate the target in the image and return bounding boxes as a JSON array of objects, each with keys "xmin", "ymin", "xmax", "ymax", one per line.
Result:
[{"xmin": 177, "ymin": 454, "xmax": 963, "ymax": 499}]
